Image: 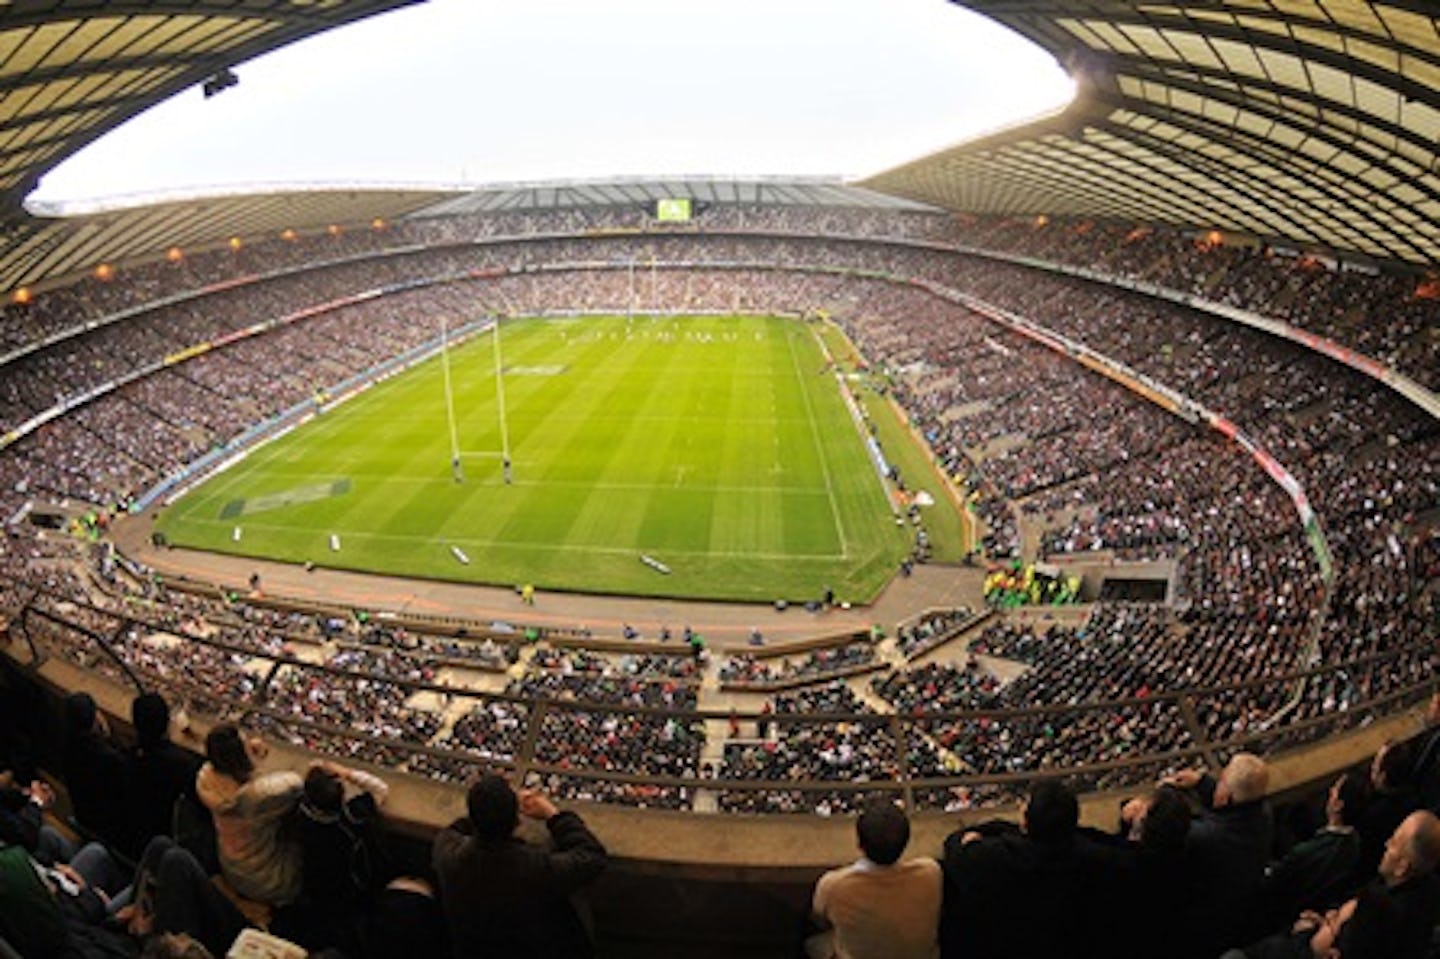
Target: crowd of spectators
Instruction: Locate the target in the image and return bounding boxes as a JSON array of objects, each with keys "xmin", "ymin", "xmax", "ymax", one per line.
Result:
[
  {"xmin": 0, "ymin": 202, "xmax": 1434, "ymax": 821},
  {"xmin": 717, "ymin": 641, "xmax": 877, "ymax": 688},
  {"xmin": 716, "ymin": 683, "xmax": 905, "ymax": 815},
  {"xmin": 7, "ymin": 678, "xmax": 1440, "ymax": 958},
  {"xmin": 894, "ymin": 607, "xmax": 978, "ymax": 660},
  {"xmin": 510, "ymin": 651, "xmax": 703, "ymax": 809}
]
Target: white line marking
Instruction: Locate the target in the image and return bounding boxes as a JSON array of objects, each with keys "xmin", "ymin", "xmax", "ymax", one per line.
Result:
[
  {"xmin": 173, "ymin": 518, "xmax": 847, "ymax": 562},
  {"xmin": 785, "ymin": 327, "xmax": 849, "ymax": 557}
]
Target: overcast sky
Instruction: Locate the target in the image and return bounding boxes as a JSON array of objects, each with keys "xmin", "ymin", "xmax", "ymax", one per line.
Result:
[{"xmin": 30, "ymin": 0, "xmax": 1074, "ymax": 208}]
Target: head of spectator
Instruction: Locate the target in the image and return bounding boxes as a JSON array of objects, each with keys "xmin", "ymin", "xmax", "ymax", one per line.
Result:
[
  {"xmin": 132, "ymin": 692, "xmax": 170, "ymax": 750},
  {"xmin": 1022, "ymin": 780, "xmax": 1077, "ymax": 845},
  {"xmin": 63, "ymin": 692, "xmax": 98, "ymax": 741},
  {"xmin": 1215, "ymin": 752, "xmax": 1269, "ymax": 808},
  {"xmin": 1377, "ymin": 810, "xmax": 1440, "ymax": 888},
  {"xmin": 855, "ymin": 799, "xmax": 910, "ymax": 866},
  {"xmin": 204, "ymin": 724, "xmax": 253, "ymax": 784},
  {"xmin": 1326, "ymin": 772, "xmax": 1367, "ymax": 828},
  {"xmin": 141, "ymin": 933, "xmax": 214, "ymax": 959},
  {"xmin": 1369, "ymin": 740, "xmax": 1413, "ymax": 794},
  {"xmin": 1136, "ymin": 785, "xmax": 1191, "ymax": 853},
  {"xmin": 466, "ymin": 773, "xmax": 519, "ymax": 840},
  {"xmin": 301, "ymin": 765, "xmax": 345, "ymax": 819}
]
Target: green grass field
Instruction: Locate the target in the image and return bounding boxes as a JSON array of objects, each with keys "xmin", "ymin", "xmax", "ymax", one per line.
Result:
[{"xmin": 155, "ymin": 315, "xmax": 929, "ymax": 602}]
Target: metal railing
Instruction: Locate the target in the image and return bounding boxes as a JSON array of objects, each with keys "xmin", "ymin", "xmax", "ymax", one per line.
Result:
[{"xmin": 3, "ymin": 574, "xmax": 1432, "ymax": 813}]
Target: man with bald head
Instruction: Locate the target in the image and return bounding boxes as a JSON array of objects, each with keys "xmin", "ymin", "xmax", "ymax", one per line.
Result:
[
  {"xmin": 1162, "ymin": 752, "xmax": 1275, "ymax": 957},
  {"xmin": 1371, "ymin": 809, "xmax": 1440, "ymax": 958}
]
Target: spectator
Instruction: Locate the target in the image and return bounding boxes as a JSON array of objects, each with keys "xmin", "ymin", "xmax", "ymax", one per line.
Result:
[
  {"xmin": 1164, "ymin": 752, "xmax": 1274, "ymax": 957},
  {"xmin": 1221, "ymin": 886, "xmax": 1400, "ymax": 959},
  {"xmin": 1369, "ymin": 809, "xmax": 1440, "ymax": 959},
  {"xmin": 939, "ymin": 779, "xmax": 1108, "ymax": 958},
  {"xmin": 808, "ymin": 799, "xmax": 940, "ymax": 959},
  {"xmin": 0, "ymin": 769, "xmax": 72, "ymax": 865},
  {"xmin": 1262, "ymin": 772, "xmax": 1365, "ymax": 928},
  {"xmin": 62, "ymin": 692, "xmax": 129, "ymax": 851},
  {"xmin": 289, "ymin": 760, "xmax": 390, "ymax": 953},
  {"xmin": 1106, "ymin": 785, "xmax": 1192, "ymax": 959},
  {"xmin": 124, "ymin": 693, "xmax": 202, "ymax": 862},
  {"xmin": 432, "ymin": 774, "xmax": 607, "ymax": 959},
  {"xmin": 140, "ymin": 933, "xmax": 215, "ymax": 959},
  {"xmin": 195, "ymin": 725, "xmax": 303, "ymax": 906},
  {"xmin": 0, "ymin": 839, "xmax": 136, "ymax": 958},
  {"xmin": 1413, "ymin": 692, "xmax": 1440, "ymax": 812},
  {"xmin": 366, "ymin": 876, "xmax": 447, "ymax": 959},
  {"xmin": 1357, "ymin": 740, "xmax": 1419, "ymax": 881},
  {"xmin": 120, "ymin": 835, "xmax": 249, "ymax": 957}
]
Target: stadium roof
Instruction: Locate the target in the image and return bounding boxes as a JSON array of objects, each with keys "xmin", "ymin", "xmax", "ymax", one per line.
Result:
[
  {"xmin": 0, "ymin": 177, "xmax": 933, "ymax": 294},
  {"xmin": 0, "ymin": 1, "xmax": 421, "ymax": 214},
  {"xmin": 862, "ymin": 1, "xmax": 1440, "ymax": 266},
  {"xmin": 4, "ymin": 186, "xmax": 454, "ymax": 291},
  {"xmin": 415, "ymin": 176, "xmax": 937, "ymax": 218}
]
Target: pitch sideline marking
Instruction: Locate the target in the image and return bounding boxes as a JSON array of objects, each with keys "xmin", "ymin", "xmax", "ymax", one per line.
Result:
[
  {"xmin": 785, "ymin": 326, "xmax": 849, "ymax": 558},
  {"xmin": 173, "ymin": 516, "xmax": 848, "ymax": 562}
]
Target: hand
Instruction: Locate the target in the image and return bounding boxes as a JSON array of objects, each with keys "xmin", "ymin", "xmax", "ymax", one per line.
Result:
[
  {"xmin": 53, "ymin": 863, "xmax": 86, "ymax": 892},
  {"xmin": 518, "ymin": 789, "xmax": 558, "ymax": 821},
  {"xmin": 1292, "ymin": 910, "xmax": 1322, "ymax": 934},
  {"xmin": 1161, "ymin": 768, "xmax": 1203, "ymax": 790},
  {"xmin": 311, "ymin": 759, "xmax": 345, "ymax": 779},
  {"xmin": 960, "ymin": 831, "xmax": 983, "ymax": 845},
  {"xmin": 28, "ymin": 781, "xmax": 54, "ymax": 808},
  {"xmin": 1120, "ymin": 796, "xmax": 1150, "ymax": 826},
  {"xmin": 174, "ymin": 708, "xmax": 194, "ymax": 739},
  {"xmin": 121, "ymin": 904, "xmax": 153, "ymax": 937}
]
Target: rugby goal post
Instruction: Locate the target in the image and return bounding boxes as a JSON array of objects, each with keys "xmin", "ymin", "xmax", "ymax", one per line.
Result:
[{"xmin": 440, "ymin": 312, "xmax": 513, "ymax": 484}]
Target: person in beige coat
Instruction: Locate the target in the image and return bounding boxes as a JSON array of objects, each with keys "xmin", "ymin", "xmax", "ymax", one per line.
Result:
[
  {"xmin": 809, "ymin": 799, "xmax": 941, "ymax": 959},
  {"xmin": 195, "ymin": 724, "xmax": 303, "ymax": 906}
]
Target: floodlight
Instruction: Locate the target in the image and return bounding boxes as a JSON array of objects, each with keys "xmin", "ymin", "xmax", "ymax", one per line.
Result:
[{"xmin": 202, "ymin": 68, "xmax": 239, "ymax": 98}]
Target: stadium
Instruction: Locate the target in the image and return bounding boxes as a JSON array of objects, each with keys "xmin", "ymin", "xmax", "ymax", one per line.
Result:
[{"xmin": 0, "ymin": 2, "xmax": 1436, "ymax": 958}]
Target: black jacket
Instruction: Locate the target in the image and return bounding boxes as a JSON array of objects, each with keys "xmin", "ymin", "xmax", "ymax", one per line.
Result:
[
  {"xmin": 1371, "ymin": 873, "xmax": 1440, "ymax": 959},
  {"xmin": 123, "ymin": 738, "xmax": 202, "ymax": 860},
  {"xmin": 63, "ymin": 733, "xmax": 127, "ymax": 850},
  {"xmin": 940, "ymin": 822, "xmax": 1113, "ymax": 959},
  {"xmin": 1181, "ymin": 777, "xmax": 1274, "ymax": 958},
  {"xmin": 432, "ymin": 810, "xmax": 607, "ymax": 959},
  {"xmin": 1261, "ymin": 826, "xmax": 1361, "ymax": 926}
]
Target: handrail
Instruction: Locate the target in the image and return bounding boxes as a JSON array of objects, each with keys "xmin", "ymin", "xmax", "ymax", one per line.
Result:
[
  {"xmin": 3, "ymin": 573, "xmax": 1432, "ymax": 810},
  {"xmin": 8, "ymin": 571, "xmax": 1430, "ymax": 724},
  {"xmin": 21, "ymin": 604, "xmax": 145, "ymax": 693}
]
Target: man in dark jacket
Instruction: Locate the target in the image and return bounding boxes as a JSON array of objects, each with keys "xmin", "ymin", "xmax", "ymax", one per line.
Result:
[
  {"xmin": 432, "ymin": 775, "xmax": 607, "ymax": 959},
  {"xmin": 289, "ymin": 760, "xmax": 390, "ymax": 953},
  {"xmin": 1261, "ymin": 772, "xmax": 1365, "ymax": 926},
  {"xmin": 1370, "ymin": 809, "xmax": 1440, "ymax": 959},
  {"xmin": 939, "ymin": 779, "xmax": 1112, "ymax": 958},
  {"xmin": 62, "ymin": 693, "xmax": 129, "ymax": 851},
  {"xmin": 1411, "ymin": 692, "xmax": 1440, "ymax": 812},
  {"xmin": 123, "ymin": 694, "xmax": 202, "ymax": 862},
  {"xmin": 1357, "ymin": 739, "xmax": 1420, "ymax": 880},
  {"xmin": 1164, "ymin": 752, "xmax": 1275, "ymax": 958}
]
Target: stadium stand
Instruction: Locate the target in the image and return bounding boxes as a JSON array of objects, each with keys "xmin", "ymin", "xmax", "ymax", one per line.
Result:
[{"xmin": 0, "ymin": 1, "xmax": 1436, "ymax": 956}]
